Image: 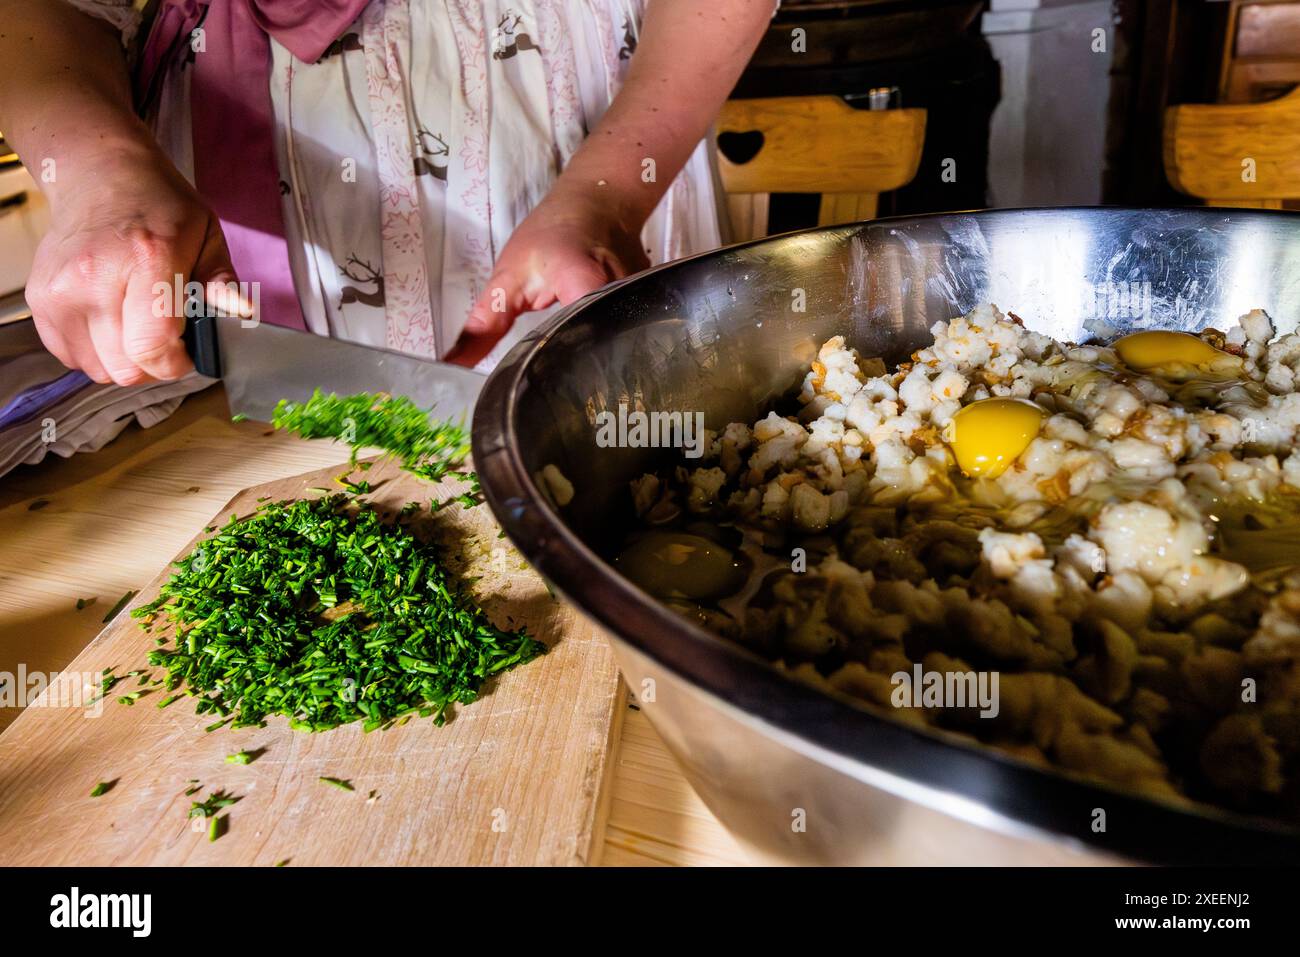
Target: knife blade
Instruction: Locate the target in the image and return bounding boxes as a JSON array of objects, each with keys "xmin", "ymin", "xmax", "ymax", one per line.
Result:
[{"xmin": 187, "ymin": 315, "xmax": 485, "ymax": 425}]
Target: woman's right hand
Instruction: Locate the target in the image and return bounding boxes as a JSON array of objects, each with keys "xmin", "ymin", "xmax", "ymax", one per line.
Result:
[{"xmin": 26, "ymin": 144, "xmax": 240, "ymax": 386}]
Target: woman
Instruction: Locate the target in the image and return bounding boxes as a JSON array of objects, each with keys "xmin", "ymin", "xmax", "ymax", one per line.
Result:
[{"xmin": 0, "ymin": 0, "xmax": 770, "ymax": 384}]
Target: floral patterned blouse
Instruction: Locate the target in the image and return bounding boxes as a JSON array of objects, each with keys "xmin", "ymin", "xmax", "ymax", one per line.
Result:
[{"xmin": 67, "ymin": 0, "xmax": 724, "ymax": 368}]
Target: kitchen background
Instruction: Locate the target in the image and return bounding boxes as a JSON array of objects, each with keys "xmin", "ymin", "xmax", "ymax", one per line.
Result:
[{"xmin": 0, "ymin": 0, "xmax": 1297, "ymax": 868}]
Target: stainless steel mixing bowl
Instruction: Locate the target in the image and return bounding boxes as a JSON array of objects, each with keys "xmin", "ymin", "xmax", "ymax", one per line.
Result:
[{"xmin": 473, "ymin": 207, "xmax": 1300, "ymax": 865}]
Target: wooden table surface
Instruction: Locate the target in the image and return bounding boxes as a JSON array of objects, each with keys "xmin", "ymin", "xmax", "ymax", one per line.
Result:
[{"xmin": 0, "ymin": 385, "xmax": 749, "ymax": 866}]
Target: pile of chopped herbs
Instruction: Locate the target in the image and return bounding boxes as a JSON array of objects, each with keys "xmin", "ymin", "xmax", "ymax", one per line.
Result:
[
  {"xmin": 133, "ymin": 494, "xmax": 544, "ymax": 732},
  {"xmin": 271, "ymin": 390, "xmax": 470, "ymax": 484}
]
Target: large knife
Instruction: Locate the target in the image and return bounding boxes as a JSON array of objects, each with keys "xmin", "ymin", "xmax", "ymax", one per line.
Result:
[{"xmin": 185, "ymin": 315, "xmax": 486, "ymax": 425}]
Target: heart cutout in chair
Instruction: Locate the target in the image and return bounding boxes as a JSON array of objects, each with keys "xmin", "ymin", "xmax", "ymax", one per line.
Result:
[{"xmin": 717, "ymin": 130, "xmax": 765, "ymax": 165}]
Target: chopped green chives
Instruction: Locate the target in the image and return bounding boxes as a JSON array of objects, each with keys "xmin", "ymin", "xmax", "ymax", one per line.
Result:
[
  {"xmin": 271, "ymin": 390, "xmax": 469, "ymax": 486},
  {"xmin": 102, "ymin": 590, "xmax": 137, "ymax": 624},
  {"xmin": 189, "ymin": 790, "xmax": 240, "ymax": 818},
  {"xmin": 130, "ymin": 493, "xmax": 542, "ymax": 733}
]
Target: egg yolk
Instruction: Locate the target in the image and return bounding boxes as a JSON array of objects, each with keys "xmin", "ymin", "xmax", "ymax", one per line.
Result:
[
  {"xmin": 946, "ymin": 398, "xmax": 1045, "ymax": 478},
  {"xmin": 613, "ymin": 532, "xmax": 746, "ymax": 601},
  {"xmin": 1113, "ymin": 331, "xmax": 1226, "ymax": 374}
]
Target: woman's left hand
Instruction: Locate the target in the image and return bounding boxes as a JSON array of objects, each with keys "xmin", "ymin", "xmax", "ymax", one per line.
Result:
[
  {"xmin": 448, "ymin": 186, "xmax": 649, "ymax": 366},
  {"xmin": 447, "ymin": 0, "xmax": 772, "ymax": 368}
]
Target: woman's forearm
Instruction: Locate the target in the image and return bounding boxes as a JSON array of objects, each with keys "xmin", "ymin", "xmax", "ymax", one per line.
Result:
[
  {"xmin": 457, "ymin": 1, "xmax": 770, "ymax": 351},
  {"xmin": 548, "ymin": 0, "xmax": 770, "ymax": 226},
  {"xmin": 7, "ymin": 2, "xmax": 236, "ymax": 385},
  {"xmin": 0, "ymin": 1, "xmax": 163, "ymax": 210}
]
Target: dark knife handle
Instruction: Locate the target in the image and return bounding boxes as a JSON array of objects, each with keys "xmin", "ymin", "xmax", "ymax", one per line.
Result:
[{"xmin": 182, "ymin": 314, "xmax": 222, "ymax": 379}]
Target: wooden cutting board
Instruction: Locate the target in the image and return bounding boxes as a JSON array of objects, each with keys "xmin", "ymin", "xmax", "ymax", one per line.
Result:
[{"xmin": 0, "ymin": 455, "xmax": 623, "ymax": 866}]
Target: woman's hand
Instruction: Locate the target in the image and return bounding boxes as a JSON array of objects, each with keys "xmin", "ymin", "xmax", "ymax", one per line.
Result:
[
  {"xmin": 27, "ymin": 145, "xmax": 240, "ymax": 385},
  {"xmin": 451, "ymin": 186, "xmax": 649, "ymax": 365},
  {"xmin": 0, "ymin": 1, "xmax": 245, "ymax": 385},
  {"xmin": 448, "ymin": 0, "xmax": 769, "ymax": 367}
]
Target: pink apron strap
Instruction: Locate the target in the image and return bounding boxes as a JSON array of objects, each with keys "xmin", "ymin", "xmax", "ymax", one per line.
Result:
[{"xmin": 136, "ymin": 1, "xmax": 371, "ymax": 331}]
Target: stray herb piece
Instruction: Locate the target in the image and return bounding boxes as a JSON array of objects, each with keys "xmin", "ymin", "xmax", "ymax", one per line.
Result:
[
  {"xmin": 209, "ymin": 815, "xmax": 225, "ymax": 841},
  {"xmin": 231, "ymin": 413, "xmax": 248, "ymax": 423},
  {"xmin": 87, "ymin": 670, "xmax": 125, "ymax": 706},
  {"xmin": 226, "ymin": 749, "xmax": 262, "ymax": 765},
  {"xmin": 102, "ymin": 591, "xmax": 137, "ymax": 624},
  {"xmin": 319, "ymin": 776, "xmax": 354, "ymax": 792},
  {"xmin": 116, "ymin": 692, "xmax": 142, "ymax": 706},
  {"xmin": 89, "ymin": 780, "xmax": 116, "ymax": 798},
  {"xmin": 454, "ymin": 470, "xmax": 483, "ymax": 509},
  {"xmin": 189, "ymin": 789, "xmax": 241, "ymax": 819},
  {"xmin": 133, "ymin": 495, "xmax": 542, "ymax": 731},
  {"xmin": 275, "ymin": 858, "xmax": 290, "ymax": 867},
  {"xmin": 271, "ymin": 390, "xmax": 469, "ymax": 485},
  {"xmin": 337, "ymin": 475, "xmax": 372, "ymax": 494},
  {"xmin": 27, "ymin": 498, "xmax": 50, "ymax": 511},
  {"xmin": 75, "ymin": 597, "xmax": 97, "ymax": 611}
]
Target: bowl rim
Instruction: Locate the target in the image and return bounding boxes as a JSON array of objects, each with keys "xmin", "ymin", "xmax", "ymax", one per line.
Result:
[{"xmin": 472, "ymin": 207, "xmax": 1300, "ymax": 864}]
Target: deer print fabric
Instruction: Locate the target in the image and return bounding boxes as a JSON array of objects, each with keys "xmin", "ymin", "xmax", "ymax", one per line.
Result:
[{"xmin": 67, "ymin": 0, "xmax": 725, "ymax": 368}]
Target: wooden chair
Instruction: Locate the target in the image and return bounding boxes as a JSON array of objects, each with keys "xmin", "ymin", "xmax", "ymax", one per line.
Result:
[
  {"xmin": 1164, "ymin": 87, "xmax": 1300, "ymax": 208},
  {"xmin": 715, "ymin": 96, "xmax": 926, "ymax": 241}
]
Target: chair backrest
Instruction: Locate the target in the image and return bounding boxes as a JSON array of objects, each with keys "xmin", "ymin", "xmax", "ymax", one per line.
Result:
[
  {"xmin": 1164, "ymin": 88, "xmax": 1300, "ymax": 208},
  {"xmin": 716, "ymin": 95, "xmax": 926, "ymax": 241}
]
